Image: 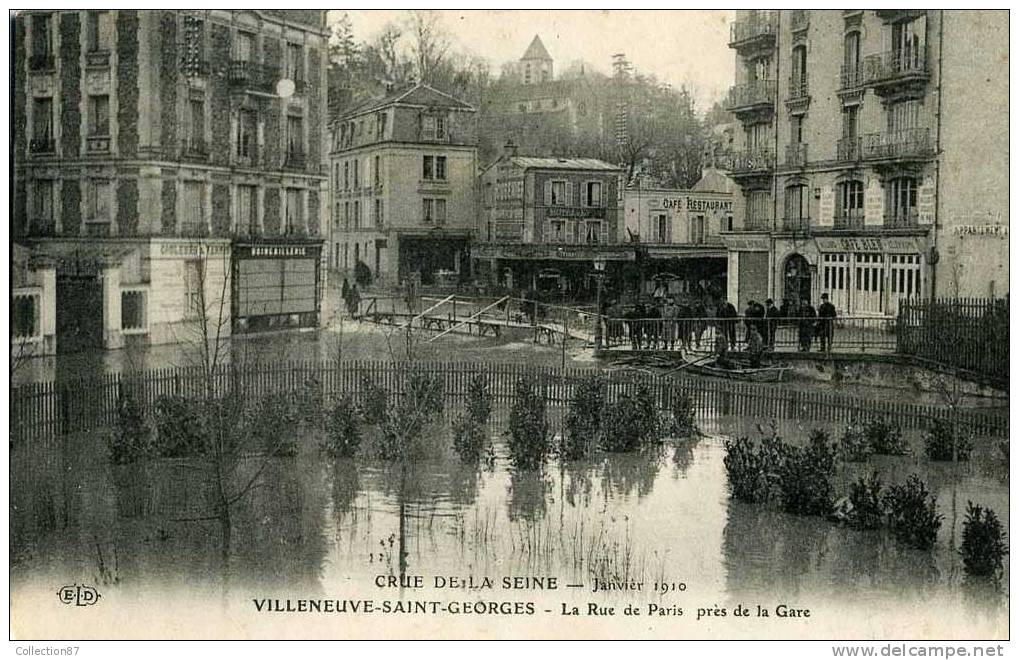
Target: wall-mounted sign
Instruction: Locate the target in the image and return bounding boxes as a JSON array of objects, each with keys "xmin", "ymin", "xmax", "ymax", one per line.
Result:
[
  {"xmin": 546, "ymin": 207, "xmax": 606, "ymax": 219},
  {"xmin": 719, "ymin": 235, "xmax": 769, "ymax": 251},
  {"xmin": 814, "ymin": 236, "xmax": 929, "ymax": 253},
  {"xmin": 953, "ymin": 225, "xmax": 1008, "ymax": 237}
]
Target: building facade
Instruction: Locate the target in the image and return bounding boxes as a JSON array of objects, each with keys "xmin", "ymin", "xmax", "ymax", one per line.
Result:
[
  {"xmin": 327, "ymin": 84, "xmax": 478, "ymax": 287},
  {"xmin": 12, "ymin": 10, "xmax": 330, "ymax": 352},
  {"xmin": 623, "ymin": 170, "xmax": 734, "ymax": 300},
  {"xmin": 475, "ymin": 147, "xmax": 626, "ymax": 296},
  {"xmin": 722, "ymin": 10, "xmax": 1008, "ymax": 315}
]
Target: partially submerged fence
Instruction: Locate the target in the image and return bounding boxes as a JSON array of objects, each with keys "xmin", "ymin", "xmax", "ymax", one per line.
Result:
[
  {"xmin": 11, "ymin": 361, "xmax": 1008, "ymax": 441},
  {"xmin": 897, "ymin": 297, "xmax": 1008, "ymax": 385}
]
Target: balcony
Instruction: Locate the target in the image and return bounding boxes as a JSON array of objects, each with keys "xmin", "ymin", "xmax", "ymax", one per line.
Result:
[
  {"xmin": 781, "ymin": 216, "xmax": 810, "ymax": 233},
  {"xmin": 836, "ymin": 136, "xmax": 861, "ymax": 162},
  {"xmin": 784, "ymin": 142, "xmax": 808, "ymax": 168},
  {"xmin": 863, "ymin": 48, "xmax": 930, "ymax": 97},
  {"xmin": 29, "ymin": 54, "xmax": 54, "ymax": 72},
  {"xmin": 86, "ymin": 135, "xmax": 111, "ymax": 153},
  {"xmin": 790, "ymin": 10, "xmax": 809, "ymax": 33},
  {"xmin": 729, "ymin": 13, "xmax": 777, "ymax": 51},
  {"xmin": 726, "ymin": 80, "xmax": 776, "ymax": 118},
  {"xmin": 727, "ymin": 148, "xmax": 775, "ymax": 177},
  {"xmin": 179, "ymin": 57, "xmax": 211, "ymax": 78},
  {"xmin": 786, "ymin": 74, "xmax": 810, "ymax": 113},
  {"xmin": 860, "ymin": 128, "xmax": 934, "ymax": 162},
  {"xmin": 834, "ymin": 210, "xmax": 865, "ymax": 230},
  {"xmin": 29, "ymin": 137, "xmax": 55, "ymax": 154},
  {"xmin": 885, "ymin": 211, "xmax": 920, "ymax": 228},
  {"xmin": 838, "ymin": 65, "xmax": 866, "ymax": 95},
  {"xmin": 85, "ymin": 49, "xmax": 111, "ymax": 68},
  {"xmin": 229, "ymin": 60, "xmax": 275, "ymax": 93},
  {"xmin": 180, "ymin": 138, "xmax": 209, "ymax": 161},
  {"xmin": 742, "ymin": 217, "xmax": 773, "ymax": 232}
]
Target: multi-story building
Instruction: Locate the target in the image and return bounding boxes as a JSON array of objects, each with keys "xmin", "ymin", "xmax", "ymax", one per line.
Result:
[
  {"xmin": 12, "ymin": 10, "xmax": 330, "ymax": 353},
  {"xmin": 721, "ymin": 10, "xmax": 1008, "ymax": 315},
  {"xmin": 623, "ymin": 168, "xmax": 735, "ymax": 300},
  {"xmin": 327, "ymin": 83, "xmax": 478, "ymax": 287},
  {"xmin": 474, "ymin": 143, "xmax": 626, "ymax": 296}
]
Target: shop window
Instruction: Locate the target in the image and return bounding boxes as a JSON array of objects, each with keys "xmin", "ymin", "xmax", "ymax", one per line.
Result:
[
  {"xmin": 121, "ymin": 290, "xmax": 147, "ymax": 332},
  {"xmin": 12, "ymin": 293, "xmax": 40, "ymax": 340}
]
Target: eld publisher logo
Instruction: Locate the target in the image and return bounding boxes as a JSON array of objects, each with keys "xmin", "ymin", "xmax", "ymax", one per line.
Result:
[{"xmin": 57, "ymin": 584, "xmax": 101, "ymax": 607}]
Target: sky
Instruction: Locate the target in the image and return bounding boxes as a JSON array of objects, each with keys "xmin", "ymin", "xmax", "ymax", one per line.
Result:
[{"xmin": 329, "ymin": 10, "xmax": 735, "ymax": 113}]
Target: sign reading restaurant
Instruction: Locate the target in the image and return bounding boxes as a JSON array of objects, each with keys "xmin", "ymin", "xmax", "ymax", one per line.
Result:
[{"xmin": 660, "ymin": 197, "xmax": 734, "ymax": 212}]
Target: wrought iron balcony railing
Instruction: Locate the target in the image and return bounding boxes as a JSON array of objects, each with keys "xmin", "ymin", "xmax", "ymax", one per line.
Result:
[
  {"xmin": 729, "ymin": 13, "xmax": 777, "ymax": 48},
  {"xmin": 834, "ymin": 210, "xmax": 865, "ymax": 230},
  {"xmin": 784, "ymin": 142, "xmax": 808, "ymax": 168},
  {"xmin": 742, "ymin": 217, "xmax": 773, "ymax": 231},
  {"xmin": 788, "ymin": 74, "xmax": 808, "ymax": 100},
  {"xmin": 860, "ymin": 128, "xmax": 933, "ymax": 161},
  {"xmin": 836, "ymin": 136, "xmax": 861, "ymax": 162},
  {"xmin": 726, "ymin": 80, "xmax": 777, "ymax": 112},
  {"xmin": 839, "ymin": 65, "xmax": 865, "ymax": 90},
  {"xmin": 727, "ymin": 148, "xmax": 775, "ymax": 175},
  {"xmin": 781, "ymin": 216, "xmax": 810, "ymax": 233},
  {"xmin": 86, "ymin": 135, "xmax": 111, "ymax": 153},
  {"xmin": 885, "ymin": 211, "xmax": 920, "ymax": 228},
  {"xmin": 790, "ymin": 10, "xmax": 809, "ymax": 32},
  {"xmin": 229, "ymin": 60, "xmax": 276, "ymax": 92},
  {"xmin": 863, "ymin": 47, "xmax": 930, "ymax": 87}
]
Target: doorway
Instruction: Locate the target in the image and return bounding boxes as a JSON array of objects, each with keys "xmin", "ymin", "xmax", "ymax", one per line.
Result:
[
  {"xmin": 783, "ymin": 253, "xmax": 812, "ymax": 305},
  {"xmin": 56, "ymin": 275, "xmax": 102, "ymax": 353}
]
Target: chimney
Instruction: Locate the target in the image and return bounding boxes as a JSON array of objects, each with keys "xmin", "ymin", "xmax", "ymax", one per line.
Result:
[{"xmin": 504, "ymin": 140, "xmax": 518, "ymax": 157}]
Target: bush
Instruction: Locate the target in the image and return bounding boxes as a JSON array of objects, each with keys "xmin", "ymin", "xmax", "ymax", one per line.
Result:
[
  {"xmin": 777, "ymin": 430, "xmax": 837, "ymax": 517},
  {"xmin": 883, "ymin": 475, "xmax": 942, "ymax": 550},
  {"xmin": 109, "ymin": 391, "xmax": 151, "ymax": 465},
  {"xmin": 249, "ymin": 392, "xmax": 299, "ymax": 457},
  {"xmin": 600, "ymin": 384, "xmax": 661, "ymax": 453},
  {"xmin": 839, "ymin": 424, "xmax": 873, "ymax": 462},
  {"xmin": 407, "ymin": 367, "xmax": 444, "ymax": 420},
  {"xmin": 960, "ymin": 502, "xmax": 1008, "ymax": 578},
  {"xmin": 506, "ymin": 377, "xmax": 551, "ymax": 470},
  {"xmin": 723, "ymin": 436, "xmax": 771, "ymax": 503},
  {"xmin": 846, "ymin": 472, "xmax": 884, "ymax": 530},
  {"xmin": 864, "ymin": 420, "xmax": 907, "ymax": 456},
  {"xmin": 452, "ymin": 415, "xmax": 490, "ymax": 464},
  {"xmin": 323, "ymin": 395, "xmax": 362, "ymax": 458},
  {"xmin": 152, "ymin": 395, "xmax": 206, "ymax": 458},
  {"xmin": 923, "ymin": 419, "xmax": 973, "ymax": 462},
  {"xmin": 294, "ymin": 376, "xmax": 324, "ymax": 428},
  {"xmin": 358, "ymin": 378, "xmax": 389, "ymax": 426},
  {"xmin": 667, "ymin": 393, "xmax": 696, "ymax": 437},
  {"xmin": 561, "ymin": 375, "xmax": 605, "ymax": 460},
  {"xmin": 465, "ymin": 373, "xmax": 492, "ymax": 427}
]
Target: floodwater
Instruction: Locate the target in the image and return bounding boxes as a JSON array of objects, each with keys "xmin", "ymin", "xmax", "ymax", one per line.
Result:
[{"xmin": 10, "ymin": 412, "xmax": 1008, "ymax": 639}]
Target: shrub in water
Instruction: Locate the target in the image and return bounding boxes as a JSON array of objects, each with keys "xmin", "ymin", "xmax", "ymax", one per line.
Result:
[
  {"xmin": 960, "ymin": 502, "xmax": 1008, "ymax": 578},
  {"xmin": 846, "ymin": 472, "xmax": 885, "ymax": 530},
  {"xmin": 408, "ymin": 367, "xmax": 445, "ymax": 420},
  {"xmin": 249, "ymin": 391, "xmax": 299, "ymax": 456},
  {"xmin": 465, "ymin": 373, "xmax": 492, "ymax": 427},
  {"xmin": 600, "ymin": 384, "xmax": 662, "ymax": 453},
  {"xmin": 561, "ymin": 375, "xmax": 605, "ymax": 460},
  {"xmin": 778, "ymin": 430, "xmax": 837, "ymax": 517},
  {"xmin": 883, "ymin": 474, "xmax": 942, "ymax": 550},
  {"xmin": 452, "ymin": 415, "xmax": 490, "ymax": 464},
  {"xmin": 723, "ymin": 436, "xmax": 770, "ymax": 503},
  {"xmin": 506, "ymin": 377, "xmax": 551, "ymax": 470},
  {"xmin": 839, "ymin": 424, "xmax": 873, "ymax": 462},
  {"xmin": 358, "ymin": 377, "xmax": 389, "ymax": 426},
  {"xmin": 323, "ymin": 395, "xmax": 362, "ymax": 458},
  {"xmin": 864, "ymin": 419, "xmax": 907, "ymax": 456},
  {"xmin": 294, "ymin": 376, "xmax": 325, "ymax": 428},
  {"xmin": 153, "ymin": 395, "xmax": 206, "ymax": 458},
  {"xmin": 667, "ymin": 393, "xmax": 696, "ymax": 437},
  {"xmin": 923, "ymin": 419, "xmax": 973, "ymax": 462},
  {"xmin": 109, "ymin": 391, "xmax": 151, "ymax": 465}
]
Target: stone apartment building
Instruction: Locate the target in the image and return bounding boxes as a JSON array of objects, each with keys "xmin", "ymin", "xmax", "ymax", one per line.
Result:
[
  {"xmin": 12, "ymin": 10, "xmax": 329, "ymax": 354},
  {"xmin": 327, "ymin": 83, "xmax": 479, "ymax": 287},
  {"xmin": 722, "ymin": 10, "xmax": 1008, "ymax": 315},
  {"xmin": 475, "ymin": 145, "xmax": 626, "ymax": 296}
]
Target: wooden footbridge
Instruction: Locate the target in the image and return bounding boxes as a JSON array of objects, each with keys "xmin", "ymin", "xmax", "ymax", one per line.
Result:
[{"xmin": 352, "ymin": 294, "xmax": 596, "ymax": 344}]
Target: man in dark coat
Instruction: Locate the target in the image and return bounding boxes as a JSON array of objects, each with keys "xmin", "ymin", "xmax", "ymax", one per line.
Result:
[
  {"xmin": 764, "ymin": 298, "xmax": 780, "ymax": 349},
  {"xmin": 817, "ymin": 292, "xmax": 837, "ymax": 352},
  {"xmin": 798, "ymin": 299, "xmax": 816, "ymax": 351},
  {"xmin": 718, "ymin": 299, "xmax": 738, "ymax": 348}
]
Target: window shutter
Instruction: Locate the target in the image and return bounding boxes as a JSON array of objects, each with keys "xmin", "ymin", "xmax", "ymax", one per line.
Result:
[
  {"xmin": 565, "ymin": 182, "xmax": 573, "ymax": 206},
  {"xmin": 544, "ymin": 181, "xmax": 552, "ymax": 206}
]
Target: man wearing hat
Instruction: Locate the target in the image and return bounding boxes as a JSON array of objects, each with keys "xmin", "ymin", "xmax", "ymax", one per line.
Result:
[{"xmin": 817, "ymin": 293, "xmax": 837, "ymax": 352}]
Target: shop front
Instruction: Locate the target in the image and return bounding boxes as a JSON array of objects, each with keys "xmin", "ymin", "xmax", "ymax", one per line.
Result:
[
  {"xmin": 720, "ymin": 233, "xmax": 771, "ymax": 310},
  {"xmin": 231, "ymin": 240, "xmax": 324, "ymax": 334},
  {"xmin": 472, "ymin": 243, "xmax": 635, "ymax": 301}
]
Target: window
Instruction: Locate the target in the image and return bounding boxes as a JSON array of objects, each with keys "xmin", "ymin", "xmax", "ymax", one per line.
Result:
[
  {"xmin": 421, "ymin": 114, "xmax": 446, "ymax": 140},
  {"xmin": 121, "ymin": 290, "xmax": 147, "ymax": 332},
  {"xmin": 12, "ymin": 293, "xmax": 40, "ymax": 340},
  {"xmin": 888, "ymin": 99, "xmax": 923, "ymax": 133},
  {"xmin": 436, "ymin": 115, "xmax": 446, "ymax": 139},
  {"xmin": 89, "ymin": 95, "xmax": 110, "ymax": 136},
  {"xmin": 585, "ymin": 221, "xmax": 602, "ymax": 245},
  {"xmin": 374, "ymin": 199, "xmax": 383, "ymax": 228},
  {"xmin": 187, "ymin": 96, "xmax": 205, "ymax": 151},
  {"xmin": 547, "ymin": 220, "xmax": 567, "ymax": 243},
  {"xmin": 85, "ymin": 179, "xmax": 112, "ymax": 230},
  {"xmin": 784, "ymin": 184, "xmax": 808, "ymax": 226},
  {"xmin": 238, "ymin": 184, "xmax": 257, "ymax": 235},
  {"xmin": 691, "ymin": 215, "xmax": 707, "ymax": 244},
  {"xmin": 286, "ymin": 43, "xmax": 303, "ymax": 82},
  {"xmin": 891, "ymin": 16, "xmax": 926, "ymax": 71},
  {"xmin": 844, "ymin": 31, "xmax": 861, "ymax": 77},
  {"xmin": 373, "ymin": 156, "xmax": 381, "ymax": 187},
  {"xmin": 655, "ymin": 214, "xmax": 669, "ymax": 242},
  {"xmin": 790, "ymin": 114, "xmax": 803, "ymax": 144},
  {"xmin": 31, "ymin": 14, "xmax": 52, "ymax": 60},
  {"xmin": 887, "ymin": 177, "xmax": 918, "ymax": 225},
  {"xmin": 343, "ymin": 162, "xmax": 350, "ymax": 190},
  {"xmin": 836, "ymin": 180, "xmax": 864, "ymax": 225},
  {"xmin": 791, "ymin": 45, "xmax": 807, "ymax": 93},
  {"xmin": 551, "ymin": 181, "xmax": 567, "ymax": 206},
  {"xmin": 745, "ymin": 123, "xmax": 769, "ymax": 151},
  {"xmin": 435, "ymin": 156, "xmax": 447, "ymax": 181},
  {"xmin": 183, "ymin": 261, "xmax": 203, "ymax": 317},
  {"xmin": 236, "ymin": 109, "xmax": 256, "ymax": 159},
  {"xmin": 87, "ymin": 11, "xmax": 111, "ymax": 52},
  {"xmin": 287, "ymin": 115, "xmax": 303, "ymax": 155},
  {"xmin": 423, "ymin": 198, "xmax": 446, "ymax": 224},
  {"xmin": 284, "ymin": 187, "xmax": 303, "ymax": 234},
  {"xmin": 32, "ymin": 97, "xmax": 53, "ymax": 144},
  {"xmin": 353, "ymin": 200, "xmax": 360, "ymax": 229},
  {"xmin": 423, "ymin": 155, "xmax": 433, "ymax": 180},
  {"xmin": 233, "ymin": 31, "xmax": 254, "ymax": 62},
  {"xmin": 585, "ymin": 181, "xmax": 602, "ymax": 207},
  {"xmin": 344, "ymin": 201, "xmax": 350, "ymax": 230},
  {"xmin": 181, "ymin": 181, "xmax": 205, "ymax": 235},
  {"xmin": 352, "ymin": 159, "xmax": 359, "ymax": 187},
  {"xmin": 745, "ymin": 190, "xmax": 771, "ymax": 228},
  {"xmin": 376, "ymin": 112, "xmax": 387, "ymax": 139},
  {"xmin": 33, "ymin": 179, "xmax": 54, "ymax": 229}
]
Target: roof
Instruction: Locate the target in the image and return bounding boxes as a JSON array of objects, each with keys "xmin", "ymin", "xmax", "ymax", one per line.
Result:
[
  {"xmin": 338, "ymin": 83, "xmax": 474, "ymax": 120},
  {"xmin": 510, "ymin": 156, "xmax": 621, "ymax": 172},
  {"xmin": 522, "ymin": 35, "xmax": 552, "ymax": 61},
  {"xmin": 691, "ymin": 167, "xmax": 736, "ymax": 194}
]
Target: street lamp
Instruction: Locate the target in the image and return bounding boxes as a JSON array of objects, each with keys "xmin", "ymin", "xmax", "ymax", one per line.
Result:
[{"xmin": 593, "ymin": 259, "xmax": 606, "ymax": 352}]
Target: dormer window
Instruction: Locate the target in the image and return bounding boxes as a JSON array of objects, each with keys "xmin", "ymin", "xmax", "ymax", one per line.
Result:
[{"xmin": 421, "ymin": 114, "xmax": 447, "ymax": 141}]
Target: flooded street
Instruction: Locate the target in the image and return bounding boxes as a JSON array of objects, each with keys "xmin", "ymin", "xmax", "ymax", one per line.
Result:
[{"xmin": 11, "ymin": 411, "xmax": 1008, "ymax": 639}]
